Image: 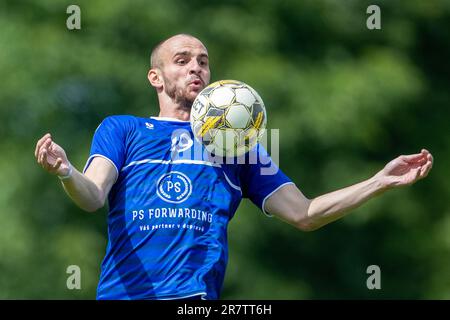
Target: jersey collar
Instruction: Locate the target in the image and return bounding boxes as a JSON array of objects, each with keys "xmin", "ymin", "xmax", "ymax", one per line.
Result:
[{"xmin": 150, "ymin": 116, "xmax": 190, "ymax": 123}]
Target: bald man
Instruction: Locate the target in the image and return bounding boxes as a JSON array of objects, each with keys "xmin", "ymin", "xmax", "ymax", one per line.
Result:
[{"xmin": 35, "ymin": 34, "xmax": 433, "ymax": 300}]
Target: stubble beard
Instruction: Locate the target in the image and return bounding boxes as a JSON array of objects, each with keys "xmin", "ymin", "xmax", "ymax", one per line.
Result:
[{"xmin": 165, "ymin": 82, "xmax": 194, "ymax": 110}]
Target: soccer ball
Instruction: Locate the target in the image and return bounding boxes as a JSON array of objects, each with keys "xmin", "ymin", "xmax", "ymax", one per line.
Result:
[{"xmin": 190, "ymin": 80, "xmax": 267, "ymax": 157}]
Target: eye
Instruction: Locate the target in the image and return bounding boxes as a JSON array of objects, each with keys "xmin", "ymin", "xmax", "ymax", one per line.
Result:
[{"xmin": 176, "ymin": 59, "xmax": 186, "ymax": 65}]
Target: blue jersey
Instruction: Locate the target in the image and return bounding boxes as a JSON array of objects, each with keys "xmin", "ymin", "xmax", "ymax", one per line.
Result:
[{"xmin": 83, "ymin": 115, "xmax": 292, "ymax": 300}]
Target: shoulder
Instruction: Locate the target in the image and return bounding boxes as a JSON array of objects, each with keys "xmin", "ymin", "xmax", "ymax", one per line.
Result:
[
  {"xmin": 239, "ymin": 143, "xmax": 271, "ymax": 168},
  {"xmin": 97, "ymin": 115, "xmax": 146, "ymax": 131},
  {"xmin": 102, "ymin": 114, "xmax": 140, "ymax": 125}
]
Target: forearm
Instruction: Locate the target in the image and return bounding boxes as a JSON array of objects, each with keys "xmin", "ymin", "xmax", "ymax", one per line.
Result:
[
  {"xmin": 266, "ymin": 150, "xmax": 432, "ymax": 232},
  {"xmin": 60, "ymin": 166, "xmax": 105, "ymax": 212},
  {"xmin": 305, "ymin": 176, "xmax": 387, "ymax": 230}
]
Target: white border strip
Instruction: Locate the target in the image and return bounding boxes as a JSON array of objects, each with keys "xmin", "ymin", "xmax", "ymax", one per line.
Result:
[
  {"xmin": 261, "ymin": 182, "xmax": 295, "ymax": 217},
  {"xmin": 121, "ymin": 159, "xmax": 221, "ymax": 171},
  {"xmin": 83, "ymin": 154, "xmax": 119, "ymax": 183},
  {"xmin": 223, "ymin": 172, "xmax": 242, "ymax": 194},
  {"xmin": 150, "ymin": 116, "xmax": 190, "ymax": 123},
  {"xmin": 157, "ymin": 291, "xmax": 207, "ymax": 300}
]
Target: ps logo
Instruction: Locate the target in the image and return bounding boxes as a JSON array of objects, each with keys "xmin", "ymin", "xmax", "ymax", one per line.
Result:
[{"xmin": 156, "ymin": 171, "xmax": 192, "ymax": 204}]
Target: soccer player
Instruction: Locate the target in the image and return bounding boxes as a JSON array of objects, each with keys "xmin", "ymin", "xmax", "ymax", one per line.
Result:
[{"xmin": 34, "ymin": 34, "xmax": 433, "ymax": 300}]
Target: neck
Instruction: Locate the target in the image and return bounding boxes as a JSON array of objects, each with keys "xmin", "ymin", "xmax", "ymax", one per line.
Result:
[
  {"xmin": 157, "ymin": 93, "xmax": 192, "ymax": 121},
  {"xmin": 158, "ymin": 109, "xmax": 191, "ymax": 121}
]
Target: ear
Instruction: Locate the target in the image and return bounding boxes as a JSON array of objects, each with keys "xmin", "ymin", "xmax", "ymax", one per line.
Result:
[{"xmin": 148, "ymin": 68, "xmax": 163, "ymax": 89}]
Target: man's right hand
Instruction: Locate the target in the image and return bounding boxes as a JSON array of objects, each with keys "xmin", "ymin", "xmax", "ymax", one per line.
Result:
[
  {"xmin": 35, "ymin": 133, "xmax": 71, "ymax": 176},
  {"xmin": 34, "ymin": 133, "xmax": 117, "ymax": 212}
]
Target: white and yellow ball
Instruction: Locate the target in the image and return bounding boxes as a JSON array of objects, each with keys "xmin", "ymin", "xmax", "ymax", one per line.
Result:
[{"xmin": 190, "ymin": 80, "xmax": 267, "ymax": 157}]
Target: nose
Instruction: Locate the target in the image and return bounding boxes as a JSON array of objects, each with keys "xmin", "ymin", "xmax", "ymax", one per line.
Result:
[{"xmin": 189, "ymin": 60, "xmax": 202, "ymax": 75}]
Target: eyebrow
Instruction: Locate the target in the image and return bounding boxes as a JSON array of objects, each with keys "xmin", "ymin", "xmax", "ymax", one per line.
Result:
[{"xmin": 173, "ymin": 51, "xmax": 209, "ymax": 59}]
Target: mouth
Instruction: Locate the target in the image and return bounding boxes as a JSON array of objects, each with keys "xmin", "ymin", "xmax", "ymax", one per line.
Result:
[{"xmin": 188, "ymin": 79, "xmax": 204, "ymax": 90}]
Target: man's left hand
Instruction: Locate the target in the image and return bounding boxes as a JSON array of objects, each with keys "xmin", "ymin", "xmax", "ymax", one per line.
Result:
[{"xmin": 375, "ymin": 149, "xmax": 433, "ymax": 189}]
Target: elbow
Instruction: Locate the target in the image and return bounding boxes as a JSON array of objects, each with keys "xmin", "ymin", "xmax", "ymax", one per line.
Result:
[
  {"xmin": 292, "ymin": 212, "xmax": 314, "ymax": 231},
  {"xmin": 294, "ymin": 207, "xmax": 322, "ymax": 232},
  {"xmin": 90, "ymin": 188, "xmax": 107, "ymax": 212},
  {"xmin": 83, "ymin": 205, "xmax": 101, "ymax": 213},
  {"xmin": 81, "ymin": 194, "xmax": 105, "ymax": 213},
  {"xmin": 297, "ymin": 222, "xmax": 322, "ymax": 232},
  {"xmin": 82, "ymin": 202, "xmax": 103, "ymax": 213},
  {"xmin": 293, "ymin": 200, "xmax": 320, "ymax": 232},
  {"xmin": 296, "ymin": 219, "xmax": 320, "ymax": 232}
]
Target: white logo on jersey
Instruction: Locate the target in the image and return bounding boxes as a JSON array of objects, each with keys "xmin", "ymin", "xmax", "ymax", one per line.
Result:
[
  {"xmin": 171, "ymin": 130, "xmax": 193, "ymax": 153},
  {"xmin": 156, "ymin": 171, "xmax": 192, "ymax": 204},
  {"xmin": 145, "ymin": 122, "xmax": 154, "ymax": 129}
]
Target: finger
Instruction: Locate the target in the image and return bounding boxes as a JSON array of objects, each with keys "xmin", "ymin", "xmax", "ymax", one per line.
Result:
[
  {"xmin": 37, "ymin": 144, "xmax": 47, "ymax": 165},
  {"xmin": 420, "ymin": 162, "xmax": 432, "ymax": 178},
  {"xmin": 412, "ymin": 154, "xmax": 428, "ymax": 164},
  {"xmin": 414, "ymin": 166, "xmax": 422, "ymax": 181},
  {"xmin": 49, "ymin": 140, "xmax": 56, "ymax": 152},
  {"xmin": 41, "ymin": 149, "xmax": 47, "ymax": 167},
  {"xmin": 422, "ymin": 156, "xmax": 433, "ymax": 172},
  {"xmin": 417, "ymin": 156, "xmax": 428, "ymax": 165},
  {"xmin": 426, "ymin": 161, "xmax": 433, "ymax": 173},
  {"xmin": 38, "ymin": 138, "xmax": 53, "ymax": 160},
  {"xmin": 43, "ymin": 138, "xmax": 52, "ymax": 152},
  {"xmin": 418, "ymin": 162, "xmax": 429, "ymax": 178},
  {"xmin": 53, "ymin": 158, "xmax": 62, "ymax": 171},
  {"xmin": 402, "ymin": 152, "xmax": 426, "ymax": 163},
  {"xmin": 35, "ymin": 134, "xmax": 49, "ymax": 158},
  {"xmin": 39, "ymin": 150, "xmax": 45, "ymax": 168},
  {"xmin": 42, "ymin": 149, "xmax": 51, "ymax": 171},
  {"xmin": 35, "ymin": 133, "xmax": 51, "ymax": 158},
  {"xmin": 38, "ymin": 147, "xmax": 45, "ymax": 165},
  {"xmin": 37, "ymin": 135, "xmax": 52, "ymax": 160},
  {"xmin": 420, "ymin": 149, "xmax": 433, "ymax": 163}
]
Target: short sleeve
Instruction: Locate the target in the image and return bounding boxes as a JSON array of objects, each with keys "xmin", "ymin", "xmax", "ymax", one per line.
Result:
[
  {"xmin": 83, "ymin": 116, "xmax": 128, "ymax": 177},
  {"xmin": 239, "ymin": 144, "xmax": 294, "ymax": 216}
]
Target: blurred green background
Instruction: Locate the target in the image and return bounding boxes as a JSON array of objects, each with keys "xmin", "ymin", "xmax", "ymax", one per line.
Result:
[{"xmin": 0, "ymin": 0, "xmax": 449, "ymax": 299}]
